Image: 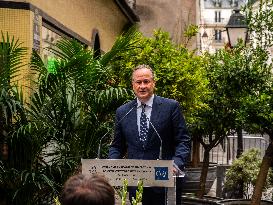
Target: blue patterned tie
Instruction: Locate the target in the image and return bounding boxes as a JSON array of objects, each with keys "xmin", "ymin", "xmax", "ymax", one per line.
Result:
[{"xmin": 139, "ymin": 103, "xmax": 148, "ymax": 144}]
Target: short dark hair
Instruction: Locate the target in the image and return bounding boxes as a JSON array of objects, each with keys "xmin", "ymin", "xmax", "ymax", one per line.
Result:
[
  {"xmin": 60, "ymin": 174, "xmax": 115, "ymax": 205},
  {"xmin": 132, "ymin": 64, "xmax": 155, "ymax": 81}
]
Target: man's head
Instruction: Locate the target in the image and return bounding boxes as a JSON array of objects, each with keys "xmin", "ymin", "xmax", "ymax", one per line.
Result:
[
  {"xmin": 132, "ymin": 64, "xmax": 155, "ymax": 103},
  {"xmin": 60, "ymin": 174, "xmax": 115, "ymax": 205}
]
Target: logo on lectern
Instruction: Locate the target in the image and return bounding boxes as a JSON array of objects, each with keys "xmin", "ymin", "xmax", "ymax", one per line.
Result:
[{"xmin": 154, "ymin": 167, "xmax": 169, "ymax": 180}]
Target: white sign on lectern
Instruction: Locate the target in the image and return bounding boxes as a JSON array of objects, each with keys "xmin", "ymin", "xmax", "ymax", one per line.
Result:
[{"xmin": 81, "ymin": 159, "xmax": 174, "ymax": 187}]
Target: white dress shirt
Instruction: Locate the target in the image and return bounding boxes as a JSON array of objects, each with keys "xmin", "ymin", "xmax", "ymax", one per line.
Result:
[{"xmin": 137, "ymin": 94, "xmax": 154, "ymax": 134}]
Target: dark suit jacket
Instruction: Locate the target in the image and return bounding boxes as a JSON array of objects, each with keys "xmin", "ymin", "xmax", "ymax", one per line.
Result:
[{"xmin": 109, "ymin": 95, "xmax": 191, "ymax": 170}]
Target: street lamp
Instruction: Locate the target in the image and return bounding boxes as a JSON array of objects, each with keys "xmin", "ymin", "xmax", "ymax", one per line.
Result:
[
  {"xmin": 226, "ymin": 9, "xmax": 248, "ymax": 159},
  {"xmin": 202, "ymin": 30, "xmax": 208, "ymax": 39},
  {"xmin": 225, "ymin": 9, "xmax": 248, "ymax": 48}
]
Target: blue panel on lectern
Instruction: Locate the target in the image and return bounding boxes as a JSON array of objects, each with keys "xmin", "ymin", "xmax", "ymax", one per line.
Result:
[{"xmin": 154, "ymin": 167, "xmax": 169, "ymax": 180}]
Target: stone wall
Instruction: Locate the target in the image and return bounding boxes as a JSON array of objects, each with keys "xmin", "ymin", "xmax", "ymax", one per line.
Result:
[{"xmin": 135, "ymin": 0, "xmax": 197, "ymax": 49}]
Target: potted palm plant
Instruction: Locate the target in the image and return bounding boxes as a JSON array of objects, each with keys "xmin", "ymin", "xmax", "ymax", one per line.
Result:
[{"xmin": 0, "ymin": 27, "xmax": 138, "ymax": 204}]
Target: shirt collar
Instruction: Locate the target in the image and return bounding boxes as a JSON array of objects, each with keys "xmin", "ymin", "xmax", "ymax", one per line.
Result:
[{"xmin": 137, "ymin": 94, "xmax": 154, "ymax": 108}]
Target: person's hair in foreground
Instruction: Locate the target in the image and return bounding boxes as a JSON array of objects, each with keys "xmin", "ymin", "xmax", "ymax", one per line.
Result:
[{"xmin": 60, "ymin": 173, "xmax": 115, "ymax": 205}]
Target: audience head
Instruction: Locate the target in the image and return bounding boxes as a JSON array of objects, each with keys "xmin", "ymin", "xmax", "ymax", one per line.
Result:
[{"xmin": 60, "ymin": 173, "xmax": 115, "ymax": 205}]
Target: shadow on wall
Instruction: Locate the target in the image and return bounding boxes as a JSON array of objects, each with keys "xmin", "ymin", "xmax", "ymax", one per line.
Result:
[{"xmin": 135, "ymin": 5, "xmax": 154, "ymax": 20}]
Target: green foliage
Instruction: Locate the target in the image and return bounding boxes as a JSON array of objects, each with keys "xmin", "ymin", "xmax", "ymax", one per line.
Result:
[
  {"xmin": 0, "ymin": 31, "xmax": 27, "ymax": 87},
  {"xmin": 245, "ymin": 0, "xmax": 273, "ymax": 49},
  {"xmin": 191, "ymin": 41, "xmax": 273, "ymax": 139},
  {"xmin": 54, "ymin": 196, "xmax": 61, "ymax": 205},
  {"xmin": 121, "ymin": 179, "xmax": 128, "ymax": 205},
  {"xmin": 0, "ymin": 28, "xmax": 137, "ymax": 204},
  {"xmin": 189, "ymin": 40, "xmax": 273, "ymax": 197},
  {"xmin": 225, "ymin": 149, "xmax": 273, "ymax": 198},
  {"xmin": 0, "ymin": 32, "xmax": 31, "ymax": 204},
  {"xmin": 241, "ymin": 87, "xmax": 273, "ymax": 135},
  {"xmin": 183, "ymin": 24, "xmax": 198, "ymax": 39},
  {"xmin": 0, "ymin": 32, "xmax": 27, "ymax": 133},
  {"xmin": 183, "ymin": 24, "xmax": 199, "ymax": 47},
  {"xmin": 118, "ymin": 179, "xmax": 143, "ymax": 205},
  {"xmin": 131, "ymin": 180, "xmax": 143, "ymax": 205},
  {"xmin": 239, "ymin": 0, "xmax": 273, "ymax": 137}
]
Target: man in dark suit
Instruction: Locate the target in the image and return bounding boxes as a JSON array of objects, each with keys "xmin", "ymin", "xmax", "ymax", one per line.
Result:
[{"xmin": 109, "ymin": 64, "xmax": 191, "ymax": 205}]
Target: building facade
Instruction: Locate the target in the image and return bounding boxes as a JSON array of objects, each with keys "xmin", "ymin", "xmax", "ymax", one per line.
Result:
[{"xmin": 197, "ymin": 0, "xmax": 247, "ymax": 53}]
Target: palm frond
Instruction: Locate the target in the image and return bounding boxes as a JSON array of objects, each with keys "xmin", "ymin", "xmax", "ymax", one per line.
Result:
[
  {"xmin": 50, "ymin": 38, "xmax": 88, "ymax": 61},
  {"xmin": 0, "ymin": 31, "xmax": 27, "ymax": 87},
  {"xmin": 100, "ymin": 25, "xmax": 140, "ymax": 66},
  {"xmin": 30, "ymin": 50, "xmax": 48, "ymax": 78},
  {"xmin": 0, "ymin": 88, "xmax": 24, "ymax": 124},
  {"xmin": 94, "ymin": 87, "xmax": 132, "ymax": 107}
]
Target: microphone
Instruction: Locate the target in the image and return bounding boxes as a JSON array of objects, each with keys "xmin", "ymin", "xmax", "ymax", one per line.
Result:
[
  {"xmin": 97, "ymin": 102, "xmax": 137, "ymax": 159},
  {"xmin": 141, "ymin": 104, "xmax": 163, "ymax": 160}
]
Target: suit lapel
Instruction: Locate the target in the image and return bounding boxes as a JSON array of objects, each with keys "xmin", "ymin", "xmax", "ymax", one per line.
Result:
[{"xmin": 129, "ymin": 99, "xmax": 140, "ymax": 145}]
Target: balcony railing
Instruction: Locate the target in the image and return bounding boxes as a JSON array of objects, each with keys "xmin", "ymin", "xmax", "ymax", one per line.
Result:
[
  {"xmin": 199, "ymin": 133, "xmax": 270, "ymax": 165},
  {"xmin": 212, "ymin": 39, "xmax": 224, "ymax": 43},
  {"xmin": 203, "ymin": 18, "xmax": 229, "ymax": 25}
]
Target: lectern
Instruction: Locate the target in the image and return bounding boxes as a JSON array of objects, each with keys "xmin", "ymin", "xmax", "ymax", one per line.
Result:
[{"xmin": 82, "ymin": 159, "xmax": 183, "ymax": 204}]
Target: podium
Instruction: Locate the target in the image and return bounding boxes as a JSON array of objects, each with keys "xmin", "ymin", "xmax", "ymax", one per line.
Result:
[{"xmin": 82, "ymin": 159, "xmax": 183, "ymax": 204}]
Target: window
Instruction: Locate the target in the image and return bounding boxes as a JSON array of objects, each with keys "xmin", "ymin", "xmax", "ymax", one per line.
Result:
[
  {"xmin": 91, "ymin": 29, "xmax": 101, "ymax": 59},
  {"xmin": 213, "ymin": 0, "xmax": 222, "ymax": 7},
  {"xmin": 230, "ymin": 0, "xmax": 238, "ymax": 7},
  {"xmin": 214, "ymin": 30, "xmax": 222, "ymax": 42},
  {"xmin": 42, "ymin": 26, "xmax": 61, "ymax": 73},
  {"xmin": 215, "ymin": 11, "xmax": 221, "ymax": 23}
]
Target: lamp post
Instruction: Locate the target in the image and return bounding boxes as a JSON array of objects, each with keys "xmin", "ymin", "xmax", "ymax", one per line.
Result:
[
  {"xmin": 202, "ymin": 30, "xmax": 208, "ymax": 39},
  {"xmin": 225, "ymin": 9, "xmax": 248, "ymax": 198},
  {"xmin": 201, "ymin": 30, "xmax": 209, "ymax": 51},
  {"xmin": 225, "ymin": 9, "xmax": 248, "ymax": 48},
  {"xmin": 225, "ymin": 9, "xmax": 248, "ymax": 158}
]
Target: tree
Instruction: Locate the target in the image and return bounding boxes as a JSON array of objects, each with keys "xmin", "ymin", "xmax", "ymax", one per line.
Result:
[
  {"xmin": 191, "ymin": 40, "xmax": 272, "ymax": 198},
  {"xmin": 243, "ymin": 1, "xmax": 273, "ymax": 203},
  {"xmin": 242, "ymin": 88, "xmax": 273, "ymax": 204}
]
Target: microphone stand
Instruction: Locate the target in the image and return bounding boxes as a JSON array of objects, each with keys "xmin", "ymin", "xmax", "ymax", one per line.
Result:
[
  {"xmin": 147, "ymin": 119, "xmax": 162, "ymax": 160},
  {"xmin": 97, "ymin": 131, "xmax": 110, "ymax": 159},
  {"xmin": 142, "ymin": 106, "xmax": 163, "ymax": 160},
  {"xmin": 97, "ymin": 103, "xmax": 137, "ymax": 159}
]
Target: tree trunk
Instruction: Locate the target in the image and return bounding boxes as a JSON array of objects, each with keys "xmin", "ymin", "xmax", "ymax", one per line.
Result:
[
  {"xmin": 251, "ymin": 141, "xmax": 273, "ymax": 205},
  {"xmin": 197, "ymin": 148, "xmax": 210, "ymax": 198},
  {"xmin": 191, "ymin": 136, "xmax": 200, "ymax": 168},
  {"xmin": 236, "ymin": 128, "xmax": 243, "ymax": 158},
  {"xmin": 235, "ymin": 128, "xmax": 244, "ymax": 198}
]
